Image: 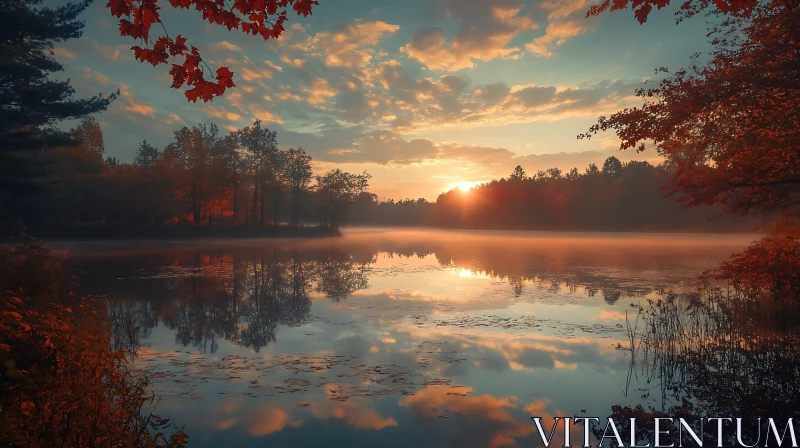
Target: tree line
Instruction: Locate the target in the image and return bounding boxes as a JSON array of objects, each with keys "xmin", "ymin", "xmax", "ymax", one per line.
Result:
[
  {"xmin": 8, "ymin": 118, "xmax": 371, "ymax": 231},
  {"xmin": 348, "ymin": 159, "xmax": 758, "ymax": 232}
]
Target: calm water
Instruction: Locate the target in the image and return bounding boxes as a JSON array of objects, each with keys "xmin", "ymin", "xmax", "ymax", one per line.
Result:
[{"xmin": 53, "ymin": 229, "xmax": 757, "ymax": 447}]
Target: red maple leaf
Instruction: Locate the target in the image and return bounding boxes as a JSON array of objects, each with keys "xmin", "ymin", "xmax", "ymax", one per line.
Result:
[
  {"xmin": 216, "ymin": 67, "xmax": 235, "ymax": 88},
  {"xmin": 106, "ymin": 0, "xmax": 132, "ymax": 17},
  {"xmin": 107, "ymin": 0, "xmax": 318, "ymax": 102}
]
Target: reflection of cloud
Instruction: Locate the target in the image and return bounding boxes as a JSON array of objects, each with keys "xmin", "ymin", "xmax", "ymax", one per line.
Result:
[
  {"xmin": 218, "ymin": 419, "xmax": 237, "ymax": 430},
  {"xmin": 247, "ymin": 407, "xmax": 303, "ymax": 436},
  {"xmin": 515, "ymin": 347, "xmax": 557, "ymax": 369},
  {"xmin": 590, "ymin": 310, "xmax": 627, "ymax": 322},
  {"xmin": 402, "ymin": 386, "xmax": 534, "ymax": 447},
  {"xmin": 311, "ymin": 401, "xmax": 398, "ymax": 430}
]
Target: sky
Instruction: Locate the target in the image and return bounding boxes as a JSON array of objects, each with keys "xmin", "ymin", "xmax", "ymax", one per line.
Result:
[{"xmin": 54, "ymin": 0, "xmax": 714, "ymax": 200}]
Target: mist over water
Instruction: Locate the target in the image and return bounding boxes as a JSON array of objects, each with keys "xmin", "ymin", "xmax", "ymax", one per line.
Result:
[{"xmin": 55, "ymin": 229, "xmax": 758, "ymax": 447}]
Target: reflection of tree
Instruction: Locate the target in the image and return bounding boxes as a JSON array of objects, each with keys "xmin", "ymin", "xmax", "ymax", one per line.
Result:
[
  {"xmin": 601, "ymin": 288, "xmax": 621, "ymax": 305},
  {"xmin": 235, "ymin": 257, "xmax": 313, "ymax": 350},
  {"xmin": 595, "ymin": 290, "xmax": 800, "ymax": 446},
  {"xmin": 508, "ymin": 276, "xmax": 525, "ymax": 297},
  {"xmin": 88, "ymin": 247, "xmax": 371, "ymax": 353},
  {"xmin": 315, "ymin": 258, "xmax": 369, "ymax": 302},
  {"xmin": 163, "ymin": 253, "xmax": 317, "ymax": 353}
]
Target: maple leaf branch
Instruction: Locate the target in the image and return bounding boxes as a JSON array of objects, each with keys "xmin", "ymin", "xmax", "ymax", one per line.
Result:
[{"xmin": 159, "ymin": 20, "xmax": 170, "ymax": 39}]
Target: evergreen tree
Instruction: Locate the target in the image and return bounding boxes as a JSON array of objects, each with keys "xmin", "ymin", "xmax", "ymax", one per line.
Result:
[{"xmin": 0, "ymin": 0, "xmax": 116, "ymax": 218}]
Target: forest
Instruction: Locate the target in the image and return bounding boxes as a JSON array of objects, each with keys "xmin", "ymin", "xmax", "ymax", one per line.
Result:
[
  {"xmin": 349, "ymin": 161, "xmax": 758, "ymax": 231},
  {"xmin": 4, "ymin": 117, "xmax": 371, "ymax": 235}
]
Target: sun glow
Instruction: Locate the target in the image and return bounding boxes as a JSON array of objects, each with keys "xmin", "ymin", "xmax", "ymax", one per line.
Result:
[{"xmin": 455, "ymin": 181, "xmax": 479, "ymax": 192}]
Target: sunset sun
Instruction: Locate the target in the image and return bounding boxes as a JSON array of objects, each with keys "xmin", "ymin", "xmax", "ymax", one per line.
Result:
[{"xmin": 456, "ymin": 181, "xmax": 479, "ymax": 192}]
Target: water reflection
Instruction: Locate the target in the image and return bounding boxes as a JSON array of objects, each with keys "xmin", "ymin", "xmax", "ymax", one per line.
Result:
[
  {"xmin": 56, "ymin": 230, "xmax": 758, "ymax": 447},
  {"xmin": 95, "ymin": 248, "xmax": 370, "ymax": 353}
]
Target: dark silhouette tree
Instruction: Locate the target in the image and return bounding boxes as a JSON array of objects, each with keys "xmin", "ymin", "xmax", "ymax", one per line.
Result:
[
  {"xmin": 509, "ymin": 165, "xmax": 527, "ymax": 181},
  {"xmin": 134, "ymin": 140, "xmax": 160, "ymax": 172},
  {"xmin": 314, "ymin": 169, "xmax": 371, "ymax": 229},
  {"xmin": 0, "ymin": 0, "xmax": 115, "ymax": 218},
  {"xmin": 283, "ymin": 147, "xmax": 313, "ymax": 227}
]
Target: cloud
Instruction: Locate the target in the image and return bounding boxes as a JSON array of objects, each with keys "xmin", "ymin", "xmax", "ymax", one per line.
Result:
[
  {"xmin": 119, "ymin": 84, "xmax": 155, "ymax": 118},
  {"xmin": 51, "ymin": 47, "xmax": 75, "ymax": 59},
  {"xmin": 83, "ymin": 67, "xmax": 110, "ymax": 85},
  {"xmin": 93, "ymin": 41, "xmax": 123, "ymax": 61},
  {"xmin": 401, "ymin": 0, "xmax": 537, "ymax": 71},
  {"xmin": 252, "ymin": 108, "xmax": 283, "ymax": 124},
  {"xmin": 474, "ymin": 82, "xmax": 512, "ymax": 106},
  {"xmin": 212, "ymin": 40, "xmax": 243, "ymax": 53},
  {"xmin": 59, "ymin": 38, "xmax": 125, "ymax": 62},
  {"xmin": 322, "ymin": 130, "xmax": 438, "ymax": 165},
  {"xmin": 304, "ymin": 77, "xmax": 337, "ymax": 106},
  {"xmin": 311, "ymin": 21, "xmax": 400, "ymax": 69},
  {"xmin": 167, "ymin": 17, "xmax": 636, "ymax": 140},
  {"xmin": 540, "ymin": 0, "xmax": 594, "ymax": 20},
  {"xmin": 203, "ymin": 105, "xmax": 242, "ymax": 122},
  {"xmin": 524, "ymin": 0, "xmax": 597, "ymax": 58},
  {"xmin": 526, "ymin": 21, "xmax": 587, "ymax": 57}
]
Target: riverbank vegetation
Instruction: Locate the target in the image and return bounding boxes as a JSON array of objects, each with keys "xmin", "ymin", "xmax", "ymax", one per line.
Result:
[{"xmin": 0, "ymin": 238, "xmax": 188, "ymax": 447}]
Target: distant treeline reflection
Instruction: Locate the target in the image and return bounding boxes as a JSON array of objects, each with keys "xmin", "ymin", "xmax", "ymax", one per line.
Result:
[
  {"xmin": 72, "ymin": 235, "xmax": 736, "ymax": 353},
  {"xmin": 98, "ymin": 249, "xmax": 369, "ymax": 353}
]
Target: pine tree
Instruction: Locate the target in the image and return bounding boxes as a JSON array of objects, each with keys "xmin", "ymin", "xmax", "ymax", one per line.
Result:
[{"xmin": 0, "ymin": 0, "xmax": 116, "ymax": 219}]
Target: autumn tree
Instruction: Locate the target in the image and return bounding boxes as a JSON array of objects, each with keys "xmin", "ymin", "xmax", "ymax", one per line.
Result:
[
  {"xmin": 283, "ymin": 147, "xmax": 313, "ymax": 227},
  {"xmin": 586, "ymin": 0, "xmax": 759, "ymax": 24},
  {"xmin": 71, "ymin": 117, "xmax": 106, "ymax": 155},
  {"xmin": 212, "ymin": 131, "xmax": 245, "ymax": 222},
  {"xmin": 581, "ymin": 0, "xmax": 800, "ymax": 225},
  {"xmin": 172, "ymin": 124, "xmax": 220, "ymax": 222},
  {"xmin": 314, "ymin": 169, "xmax": 371, "ymax": 229},
  {"xmin": 237, "ymin": 120, "xmax": 280, "ymax": 224},
  {"xmin": 104, "ymin": 0, "xmax": 318, "ymax": 102},
  {"xmin": 581, "ymin": 0, "xmax": 800, "ymax": 297}
]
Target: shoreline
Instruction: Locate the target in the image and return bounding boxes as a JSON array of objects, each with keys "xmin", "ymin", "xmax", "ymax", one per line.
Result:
[{"xmin": 32, "ymin": 224, "xmax": 341, "ymax": 242}]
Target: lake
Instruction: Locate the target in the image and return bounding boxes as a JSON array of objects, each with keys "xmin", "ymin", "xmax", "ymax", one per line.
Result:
[{"xmin": 53, "ymin": 229, "xmax": 758, "ymax": 447}]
